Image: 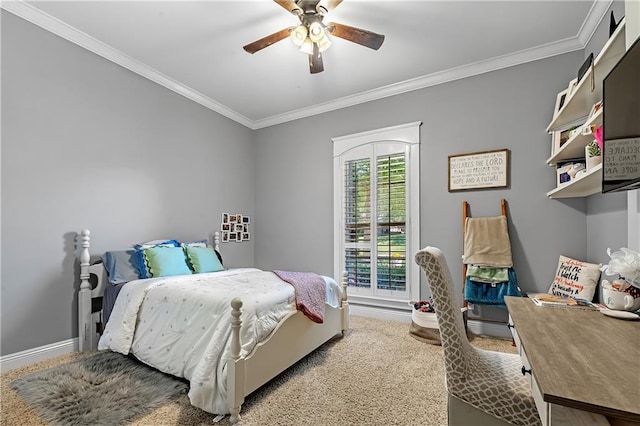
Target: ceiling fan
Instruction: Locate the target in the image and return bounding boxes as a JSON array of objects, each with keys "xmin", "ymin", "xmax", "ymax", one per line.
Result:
[{"xmin": 243, "ymin": 0, "xmax": 385, "ymax": 74}]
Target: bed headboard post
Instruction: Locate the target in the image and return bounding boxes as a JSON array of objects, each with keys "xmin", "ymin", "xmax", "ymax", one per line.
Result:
[
  {"xmin": 78, "ymin": 229, "xmax": 94, "ymax": 352},
  {"xmin": 213, "ymin": 231, "xmax": 220, "ymax": 252}
]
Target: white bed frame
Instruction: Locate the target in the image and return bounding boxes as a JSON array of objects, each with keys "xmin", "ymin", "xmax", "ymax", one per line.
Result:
[{"xmin": 77, "ymin": 229, "xmax": 349, "ymax": 423}]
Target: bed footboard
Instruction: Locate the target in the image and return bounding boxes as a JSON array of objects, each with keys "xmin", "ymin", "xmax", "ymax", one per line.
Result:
[{"xmin": 226, "ymin": 273, "xmax": 348, "ymax": 423}]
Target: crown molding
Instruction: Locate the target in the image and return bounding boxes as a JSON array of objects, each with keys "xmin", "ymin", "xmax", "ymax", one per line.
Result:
[
  {"xmin": 253, "ymin": 36, "xmax": 584, "ymax": 129},
  {"xmin": 1, "ymin": 0, "xmax": 255, "ymax": 129},
  {"xmin": 2, "ymin": 0, "xmax": 609, "ymax": 131},
  {"xmin": 576, "ymin": 0, "xmax": 614, "ymax": 46}
]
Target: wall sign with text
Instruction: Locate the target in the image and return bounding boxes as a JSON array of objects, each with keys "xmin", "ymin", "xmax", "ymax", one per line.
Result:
[{"xmin": 448, "ymin": 149, "xmax": 510, "ymax": 192}]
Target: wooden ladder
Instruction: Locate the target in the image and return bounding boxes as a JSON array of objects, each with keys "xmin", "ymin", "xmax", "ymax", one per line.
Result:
[{"xmin": 462, "ymin": 199, "xmax": 512, "ymax": 337}]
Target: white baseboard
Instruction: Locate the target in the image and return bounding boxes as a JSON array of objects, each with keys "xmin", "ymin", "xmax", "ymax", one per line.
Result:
[
  {"xmin": 350, "ymin": 304, "xmax": 413, "ymax": 323},
  {"xmin": 1, "ymin": 338, "xmax": 78, "ymax": 373},
  {"xmin": 350, "ymin": 304, "xmax": 512, "ymax": 339}
]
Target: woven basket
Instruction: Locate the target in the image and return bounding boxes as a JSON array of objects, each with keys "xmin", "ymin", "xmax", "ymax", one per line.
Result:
[{"xmin": 409, "ymin": 308, "xmax": 441, "ymax": 345}]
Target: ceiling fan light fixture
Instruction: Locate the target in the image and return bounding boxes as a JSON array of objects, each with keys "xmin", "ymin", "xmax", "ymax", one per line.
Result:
[
  {"xmin": 290, "ymin": 25, "xmax": 307, "ymax": 47},
  {"xmin": 316, "ymin": 35, "xmax": 331, "ymax": 52},
  {"xmin": 308, "ymin": 21, "xmax": 325, "ymax": 43},
  {"xmin": 299, "ymin": 38, "xmax": 314, "ymax": 55},
  {"xmin": 316, "ymin": 2, "xmax": 328, "ymax": 15}
]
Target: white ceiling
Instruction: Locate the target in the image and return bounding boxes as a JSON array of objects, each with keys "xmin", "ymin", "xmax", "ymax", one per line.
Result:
[{"xmin": 6, "ymin": 1, "xmax": 608, "ymax": 129}]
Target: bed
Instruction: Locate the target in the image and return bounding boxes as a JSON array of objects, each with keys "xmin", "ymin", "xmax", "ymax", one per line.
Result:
[{"xmin": 77, "ymin": 229, "xmax": 348, "ymax": 423}]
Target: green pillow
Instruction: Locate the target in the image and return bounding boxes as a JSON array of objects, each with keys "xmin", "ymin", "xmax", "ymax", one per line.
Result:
[
  {"xmin": 185, "ymin": 246, "xmax": 224, "ymax": 273},
  {"xmin": 144, "ymin": 246, "xmax": 192, "ymax": 277}
]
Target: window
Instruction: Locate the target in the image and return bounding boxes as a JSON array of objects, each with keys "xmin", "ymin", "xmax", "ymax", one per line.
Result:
[{"xmin": 333, "ymin": 122, "xmax": 421, "ymax": 310}]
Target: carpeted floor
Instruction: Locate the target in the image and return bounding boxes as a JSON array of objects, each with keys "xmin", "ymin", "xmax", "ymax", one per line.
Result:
[{"xmin": 1, "ymin": 315, "xmax": 515, "ymax": 425}]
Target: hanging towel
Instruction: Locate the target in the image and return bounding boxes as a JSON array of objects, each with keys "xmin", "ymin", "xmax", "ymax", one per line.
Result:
[
  {"xmin": 462, "ymin": 216, "xmax": 513, "ymax": 267},
  {"xmin": 464, "ymin": 267, "xmax": 521, "ymax": 306},
  {"xmin": 466, "ymin": 265, "xmax": 509, "ymax": 283}
]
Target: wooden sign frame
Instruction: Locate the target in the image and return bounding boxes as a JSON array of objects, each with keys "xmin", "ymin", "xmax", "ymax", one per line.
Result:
[{"xmin": 448, "ymin": 149, "xmax": 510, "ymax": 192}]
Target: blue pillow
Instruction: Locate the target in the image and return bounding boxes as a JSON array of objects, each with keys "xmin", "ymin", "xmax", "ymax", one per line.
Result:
[
  {"xmin": 103, "ymin": 250, "xmax": 141, "ymax": 285},
  {"xmin": 180, "ymin": 239, "xmax": 224, "ymax": 266},
  {"xmin": 144, "ymin": 246, "xmax": 192, "ymax": 277},
  {"xmin": 185, "ymin": 246, "xmax": 224, "ymax": 273},
  {"xmin": 133, "ymin": 239, "xmax": 180, "ymax": 279}
]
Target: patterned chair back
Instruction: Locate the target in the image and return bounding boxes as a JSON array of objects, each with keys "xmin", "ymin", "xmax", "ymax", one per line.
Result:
[{"xmin": 415, "ymin": 246, "xmax": 471, "ymax": 384}]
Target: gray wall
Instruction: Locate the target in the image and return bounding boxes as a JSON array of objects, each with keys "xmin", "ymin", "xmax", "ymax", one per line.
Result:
[
  {"xmin": 253, "ymin": 2, "xmax": 628, "ymax": 315},
  {"xmin": 1, "ymin": 11, "xmax": 255, "ymax": 355},
  {"xmin": 254, "ymin": 53, "xmax": 589, "ymax": 314}
]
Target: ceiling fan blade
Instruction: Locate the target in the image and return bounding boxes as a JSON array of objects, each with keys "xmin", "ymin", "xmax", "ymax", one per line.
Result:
[
  {"xmin": 274, "ymin": 0, "xmax": 302, "ymax": 15},
  {"xmin": 326, "ymin": 22, "xmax": 385, "ymax": 50},
  {"xmin": 309, "ymin": 44, "xmax": 324, "ymax": 73},
  {"xmin": 243, "ymin": 27, "xmax": 293, "ymax": 54}
]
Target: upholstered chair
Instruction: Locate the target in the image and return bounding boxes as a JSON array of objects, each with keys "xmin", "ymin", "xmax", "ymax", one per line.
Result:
[{"xmin": 415, "ymin": 246, "xmax": 541, "ymax": 426}]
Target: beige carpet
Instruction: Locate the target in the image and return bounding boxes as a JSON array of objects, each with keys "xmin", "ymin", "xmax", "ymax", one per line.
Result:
[{"xmin": 1, "ymin": 315, "xmax": 515, "ymax": 425}]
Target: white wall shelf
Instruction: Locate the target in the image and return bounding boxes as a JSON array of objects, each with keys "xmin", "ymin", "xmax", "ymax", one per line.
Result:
[
  {"xmin": 547, "ymin": 163, "xmax": 602, "ymax": 199},
  {"xmin": 545, "ymin": 18, "xmax": 625, "ymax": 198},
  {"xmin": 547, "ymin": 18, "xmax": 626, "ymax": 133},
  {"xmin": 548, "ymin": 130, "xmax": 591, "ymax": 166},
  {"xmin": 547, "ymin": 107, "xmax": 602, "ymax": 166}
]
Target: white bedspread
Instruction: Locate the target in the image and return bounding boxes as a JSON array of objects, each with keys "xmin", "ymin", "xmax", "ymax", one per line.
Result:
[{"xmin": 98, "ymin": 268, "xmax": 341, "ymax": 414}]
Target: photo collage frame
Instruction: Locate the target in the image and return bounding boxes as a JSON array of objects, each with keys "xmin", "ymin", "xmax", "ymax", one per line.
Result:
[{"xmin": 221, "ymin": 213, "xmax": 250, "ymax": 243}]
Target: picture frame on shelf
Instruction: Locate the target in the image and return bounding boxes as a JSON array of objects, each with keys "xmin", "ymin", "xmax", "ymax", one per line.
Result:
[
  {"xmin": 556, "ymin": 158, "xmax": 585, "ymax": 187},
  {"xmin": 588, "ymin": 101, "xmax": 603, "ymax": 120},
  {"xmin": 567, "ymin": 78, "xmax": 578, "ymax": 97},
  {"xmin": 553, "ymin": 88, "xmax": 569, "ymax": 118},
  {"xmin": 551, "ymin": 130, "xmax": 562, "ymax": 156},
  {"xmin": 577, "ymin": 53, "xmax": 594, "ymax": 83},
  {"xmin": 558, "ymin": 127, "xmax": 574, "ymax": 149}
]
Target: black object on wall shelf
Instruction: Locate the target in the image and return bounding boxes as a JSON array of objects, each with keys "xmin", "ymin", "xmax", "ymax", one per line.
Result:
[
  {"xmin": 609, "ymin": 11, "xmax": 623, "ymax": 37},
  {"xmin": 577, "ymin": 53, "xmax": 593, "ymax": 83}
]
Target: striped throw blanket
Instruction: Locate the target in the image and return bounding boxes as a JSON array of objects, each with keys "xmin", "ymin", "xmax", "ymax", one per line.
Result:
[{"xmin": 273, "ymin": 270, "xmax": 326, "ymax": 323}]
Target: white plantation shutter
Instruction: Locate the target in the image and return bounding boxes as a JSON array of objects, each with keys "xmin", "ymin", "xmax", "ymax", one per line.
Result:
[
  {"xmin": 376, "ymin": 154, "xmax": 406, "ymax": 291},
  {"xmin": 333, "ymin": 122, "xmax": 420, "ymax": 309},
  {"xmin": 344, "ymin": 158, "xmax": 372, "ymax": 288}
]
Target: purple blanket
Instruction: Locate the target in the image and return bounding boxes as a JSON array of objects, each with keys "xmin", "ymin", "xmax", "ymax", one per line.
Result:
[{"xmin": 273, "ymin": 270, "xmax": 326, "ymax": 323}]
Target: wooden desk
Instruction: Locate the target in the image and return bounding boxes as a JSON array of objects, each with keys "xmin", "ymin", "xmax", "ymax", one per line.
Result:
[{"xmin": 505, "ymin": 297, "xmax": 640, "ymax": 425}]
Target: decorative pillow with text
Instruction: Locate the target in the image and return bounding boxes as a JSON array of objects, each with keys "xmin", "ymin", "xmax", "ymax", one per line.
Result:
[{"xmin": 548, "ymin": 255, "xmax": 601, "ymax": 301}]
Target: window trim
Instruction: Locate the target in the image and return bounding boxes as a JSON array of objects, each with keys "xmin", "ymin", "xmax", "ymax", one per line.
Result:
[{"xmin": 333, "ymin": 122, "xmax": 421, "ymax": 310}]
